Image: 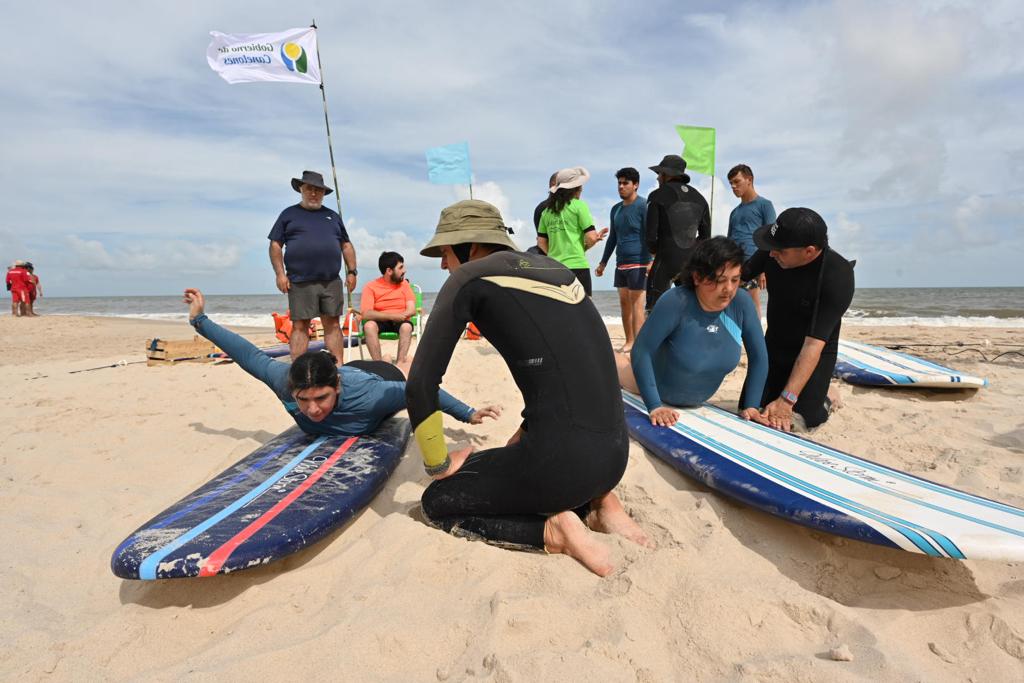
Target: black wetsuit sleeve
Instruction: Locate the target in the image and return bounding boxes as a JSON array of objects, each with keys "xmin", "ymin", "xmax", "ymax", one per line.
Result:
[
  {"xmin": 697, "ymin": 200, "xmax": 711, "ymax": 241},
  {"xmin": 742, "ymin": 250, "xmax": 769, "ymax": 282},
  {"xmin": 645, "ymin": 196, "xmax": 661, "ymax": 254},
  {"xmin": 406, "ymin": 278, "xmax": 473, "ymax": 472},
  {"xmin": 808, "ymin": 257, "xmax": 855, "ymax": 342}
]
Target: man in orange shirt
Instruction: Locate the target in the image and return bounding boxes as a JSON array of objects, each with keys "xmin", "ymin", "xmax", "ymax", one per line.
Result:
[{"xmin": 360, "ymin": 251, "xmax": 416, "ymax": 365}]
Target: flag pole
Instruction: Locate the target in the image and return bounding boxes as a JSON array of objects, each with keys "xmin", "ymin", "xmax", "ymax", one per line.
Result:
[
  {"xmin": 310, "ymin": 20, "xmax": 342, "ymax": 216},
  {"xmin": 709, "ymin": 175, "xmax": 715, "ymax": 231},
  {"xmin": 310, "ymin": 19, "xmax": 354, "ymax": 355}
]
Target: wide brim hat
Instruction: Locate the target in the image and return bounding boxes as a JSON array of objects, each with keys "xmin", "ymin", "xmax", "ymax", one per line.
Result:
[
  {"xmin": 649, "ymin": 154, "xmax": 690, "ymax": 183},
  {"xmin": 290, "ymin": 170, "xmax": 334, "ymax": 195},
  {"xmin": 421, "ymin": 200, "xmax": 519, "ymax": 257},
  {"xmin": 550, "ymin": 166, "xmax": 590, "ymax": 193}
]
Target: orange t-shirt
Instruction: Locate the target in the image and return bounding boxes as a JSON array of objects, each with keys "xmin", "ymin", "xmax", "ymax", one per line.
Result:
[{"xmin": 361, "ymin": 277, "xmax": 414, "ymax": 316}]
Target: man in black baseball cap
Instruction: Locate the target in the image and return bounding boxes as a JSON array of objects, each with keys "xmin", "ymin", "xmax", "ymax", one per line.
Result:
[{"xmin": 742, "ymin": 207, "xmax": 855, "ymax": 432}]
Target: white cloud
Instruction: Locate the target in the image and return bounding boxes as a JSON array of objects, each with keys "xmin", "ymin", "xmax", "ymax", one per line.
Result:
[
  {"xmin": 66, "ymin": 235, "xmax": 241, "ymax": 272},
  {"xmin": 3, "ymin": 0, "xmax": 1024, "ymax": 293}
]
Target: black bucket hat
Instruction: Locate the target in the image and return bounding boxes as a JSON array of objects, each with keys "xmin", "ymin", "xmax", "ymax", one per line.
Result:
[
  {"xmin": 291, "ymin": 170, "xmax": 333, "ymax": 194},
  {"xmin": 649, "ymin": 154, "xmax": 690, "ymax": 183}
]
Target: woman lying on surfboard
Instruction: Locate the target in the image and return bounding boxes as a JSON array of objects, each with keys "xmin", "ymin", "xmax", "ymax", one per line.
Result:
[
  {"xmin": 617, "ymin": 237, "xmax": 769, "ymax": 427},
  {"xmin": 183, "ymin": 288, "xmax": 499, "ymax": 436}
]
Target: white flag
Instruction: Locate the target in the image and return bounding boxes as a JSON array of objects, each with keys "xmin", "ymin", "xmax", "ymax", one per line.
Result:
[{"xmin": 207, "ymin": 28, "xmax": 320, "ymax": 85}]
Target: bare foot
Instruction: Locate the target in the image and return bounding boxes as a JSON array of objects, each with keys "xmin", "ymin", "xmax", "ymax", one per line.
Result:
[
  {"xmin": 587, "ymin": 492, "xmax": 654, "ymax": 548},
  {"xmin": 544, "ymin": 510, "xmax": 614, "ymax": 576},
  {"xmin": 827, "ymin": 384, "xmax": 844, "ymax": 410},
  {"xmin": 619, "ymin": 344, "xmax": 633, "ymax": 354}
]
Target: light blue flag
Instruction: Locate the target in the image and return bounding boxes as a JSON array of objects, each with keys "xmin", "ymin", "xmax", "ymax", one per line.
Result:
[{"xmin": 425, "ymin": 142, "xmax": 472, "ymax": 185}]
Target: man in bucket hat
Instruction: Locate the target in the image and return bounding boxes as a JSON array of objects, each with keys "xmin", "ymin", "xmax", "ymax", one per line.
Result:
[
  {"xmin": 268, "ymin": 170, "xmax": 359, "ymax": 360},
  {"xmin": 742, "ymin": 207, "xmax": 855, "ymax": 432},
  {"xmin": 406, "ymin": 199, "xmax": 651, "ymax": 576},
  {"xmin": 645, "ymin": 154, "xmax": 711, "ymax": 311}
]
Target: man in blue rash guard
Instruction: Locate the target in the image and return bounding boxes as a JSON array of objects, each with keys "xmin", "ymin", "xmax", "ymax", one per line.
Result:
[
  {"xmin": 182, "ymin": 288, "xmax": 499, "ymax": 437},
  {"xmin": 616, "ymin": 237, "xmax": 769, "ymax": 427}
]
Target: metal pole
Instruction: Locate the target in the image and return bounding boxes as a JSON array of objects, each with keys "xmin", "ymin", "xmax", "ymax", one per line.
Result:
[
  {"xmin": 311, "ymin": 20, "xmax": 342, "ymax": 216},
  {"xmin": 709, "ymin": 175, "xmax": 715, "ymax": 232},
  {"xmin": 310, "ymin": 20, "xmax": 356, "ymax": 353},
  {"xmin": 469, "ymin": 182, "xmax": 474, "ymax": 200}
]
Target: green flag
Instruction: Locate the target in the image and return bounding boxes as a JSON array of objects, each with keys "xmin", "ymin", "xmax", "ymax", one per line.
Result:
[{"xmin": 675, "ymin": 125, "xmax": 716, "ymax": 176}]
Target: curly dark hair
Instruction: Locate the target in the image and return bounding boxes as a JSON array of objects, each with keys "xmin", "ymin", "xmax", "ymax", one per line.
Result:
[{"xmin": 678, "ymin": 237, "xmax": 746, "ymax": 290}]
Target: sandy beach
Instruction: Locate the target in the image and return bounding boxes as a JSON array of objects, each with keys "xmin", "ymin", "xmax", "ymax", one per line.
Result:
[{"xmin": 2, "ymin": 314, "xmax": 1023, "ymax": 681}]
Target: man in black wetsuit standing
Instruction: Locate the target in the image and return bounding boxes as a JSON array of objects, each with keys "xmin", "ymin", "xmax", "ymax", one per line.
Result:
[
  {"xmin": 406, "ymin": 199, "xmax": 650, "ymax": 576},
  {"xmin": 645, "ymin": 154, "xmax": 711, "ymax": 311},
  {"xmin": 742, "ymin": 208, "xmax": 855, "ymax": 432}
]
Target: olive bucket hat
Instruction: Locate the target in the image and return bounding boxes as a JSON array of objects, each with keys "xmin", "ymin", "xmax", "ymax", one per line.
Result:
[{"xmin": 420, "ymin": 200, "xmax": 519, "ymax": 257}]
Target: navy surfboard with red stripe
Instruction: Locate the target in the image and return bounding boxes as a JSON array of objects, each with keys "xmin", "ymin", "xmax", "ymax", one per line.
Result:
[{"xmin": 111, "ymin": 418, "xmax": 410, "ymax": 579}]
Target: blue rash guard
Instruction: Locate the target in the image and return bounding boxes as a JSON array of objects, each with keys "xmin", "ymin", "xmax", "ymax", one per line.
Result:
[
  {"xmin": 630, "ymin": 287, "xmax": 768, "ymax": 412},
  {"xmin": 190, "ymin": 314, "xmax": 475, "ymax": 436}
]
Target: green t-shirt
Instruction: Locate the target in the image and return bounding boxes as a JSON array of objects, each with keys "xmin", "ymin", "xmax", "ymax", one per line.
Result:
[{"xmin": 538, "ymin": 198, "xmax": 595, "ymax": 270}]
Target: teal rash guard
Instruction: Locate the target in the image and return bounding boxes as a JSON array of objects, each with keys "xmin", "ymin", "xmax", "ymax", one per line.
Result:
[
  {"xmin": 190, "ymin": 314, "xmax": 475, "ymax": 436},
  {"xmin": 630, "ymin": 287, "xmax": 768, "ymax": 412}
]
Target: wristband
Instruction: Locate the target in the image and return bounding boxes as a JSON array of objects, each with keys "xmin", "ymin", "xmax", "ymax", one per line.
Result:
[
  {"xmin": 780, "ymin": 390, "xmax": 798, "ymax": 405},
  {"xmin": 347, "ymin": 269, "xmax": 358, "ymax": 276}
]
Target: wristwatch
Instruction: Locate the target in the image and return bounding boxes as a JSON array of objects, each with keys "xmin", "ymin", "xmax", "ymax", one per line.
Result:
[
  {"xmin": 780, "ymin": 390, "xmax": 799, "ymax": 405},
  {"xmin": 347, "ymin": 269, "xmax": 358, "ymax": 276}
]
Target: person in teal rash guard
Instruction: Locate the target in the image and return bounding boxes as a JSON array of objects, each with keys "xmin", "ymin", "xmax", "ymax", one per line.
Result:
[
  {"xmin": 183, "ymin": 288, "xmax": 499, "ymax": 437},
  {"xmin": 616, "ymin": 237, "xmax": 770, "ymax": 427}
]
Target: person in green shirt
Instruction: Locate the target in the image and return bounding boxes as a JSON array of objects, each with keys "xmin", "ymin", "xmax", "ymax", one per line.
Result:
[{"xmin": 537, "ymin": 166, "xmax": 608, "ymax": 296}]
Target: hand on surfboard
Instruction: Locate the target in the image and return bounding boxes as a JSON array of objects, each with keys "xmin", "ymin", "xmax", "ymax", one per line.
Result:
[
  {"xmin": 758, "ymin": 398, "xmax": 793, "ymax": 432},
  {"xmin": 470, "ymin": 405, "xmax": 502, "ymax": 424},
  {"xmin": 183, "ymin": 288, "xmax": 206, "ymax": 320},
  {"xmin": 431, "ymin": 446, "xmax": 474, "ymax": 481},
  {"xmin": 649, "ymin": 406, "xmax": 680, "ymax": 427}
]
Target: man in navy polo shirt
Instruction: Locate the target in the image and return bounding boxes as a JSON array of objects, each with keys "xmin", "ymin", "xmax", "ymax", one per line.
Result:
[{"xmin": 269, "ymin": 170, "xmax": 358, "ymax": 360}]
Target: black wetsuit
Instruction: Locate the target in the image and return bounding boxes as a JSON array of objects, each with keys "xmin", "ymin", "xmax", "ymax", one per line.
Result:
[
  {"xmin": 406, "ymin": 250, "xmax": 629, "ymax": 549},
  {"xmin": 743, "ymin": 248, "xmax": 855, "ymax": 428},
  {"xmin": 645, "ymin": 180, "xmax": 711, "ymax": 310},
  {"xmin": 527, "ymin": 198, "xmax": 549, "ymax": 255}
]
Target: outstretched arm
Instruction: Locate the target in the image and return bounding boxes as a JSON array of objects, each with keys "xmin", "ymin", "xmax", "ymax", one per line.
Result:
[
  {"xmin": 737, "ymin": 292, "xmax": 769, "ymax": 418},
  {"xmin": 183, "ymin": 288, "xmax": 290, "ymax": 396}
]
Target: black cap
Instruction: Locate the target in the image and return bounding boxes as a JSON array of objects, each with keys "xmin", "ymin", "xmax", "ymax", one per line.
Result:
[{"xmin": 753, "ymin": 207, "xmax": 829, "ymax": 250}]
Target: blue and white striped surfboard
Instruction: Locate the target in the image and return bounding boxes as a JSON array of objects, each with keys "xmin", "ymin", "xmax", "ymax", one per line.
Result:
[
  {"xmin": 623, "ymin": 392, "xmax": 1024, "ymax": 560},
  {"xmin": 835, "ymin": 339, "xmax": 987, "ymax": 389},
  {"xmin": 111, "ymin": 417, "xmax": 410, "ymax": 579}
]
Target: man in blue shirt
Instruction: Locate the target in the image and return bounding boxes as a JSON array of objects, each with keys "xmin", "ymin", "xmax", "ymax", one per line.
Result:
[
  {"xmin": 268, "ymin": 170, "xmax": 358, "ymax": 361},
  {"xmin": 728, "ymin": 164, "xmax": 776, "ymax": 314},
  {"xmin": 596, "ymin": 167, "xmax": 649, "ymax": 352}
]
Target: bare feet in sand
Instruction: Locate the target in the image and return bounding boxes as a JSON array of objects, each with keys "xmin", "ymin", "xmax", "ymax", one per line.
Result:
[
  {"xmin": 544, "ymin": 510, "xmax": 614, "ymax": 576},
  {"xmin": 587, "ymin": 491, "xmax": 655, "ymax": 548}
]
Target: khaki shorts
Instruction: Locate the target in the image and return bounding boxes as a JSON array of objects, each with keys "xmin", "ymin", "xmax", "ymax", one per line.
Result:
[{"xmin": 288, "ymin": 279, "xmax": 343, "ymax": 320}]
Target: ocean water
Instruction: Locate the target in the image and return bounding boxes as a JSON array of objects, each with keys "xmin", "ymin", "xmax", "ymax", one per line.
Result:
[{"xmin": 32, "ymin": 287, "xmax": 1024, "ymax": 329}]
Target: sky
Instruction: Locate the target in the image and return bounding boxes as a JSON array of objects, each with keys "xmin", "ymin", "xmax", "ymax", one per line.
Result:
[{"xmin": 2, "ymin": 0, "xmax": 1022, "ymax": 296}]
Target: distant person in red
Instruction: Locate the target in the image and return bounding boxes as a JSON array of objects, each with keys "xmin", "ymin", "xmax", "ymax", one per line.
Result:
[
  {"xmin": 6, "ymin": 261, "xmax": 30, "ymax": 317},
  {"xmin": 24, "ymin": 262, "xmax": 41, "ymax": 316},
  {"xmin": 360, "ymin": 251, "xmax": 416, "ymax": 369}
]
